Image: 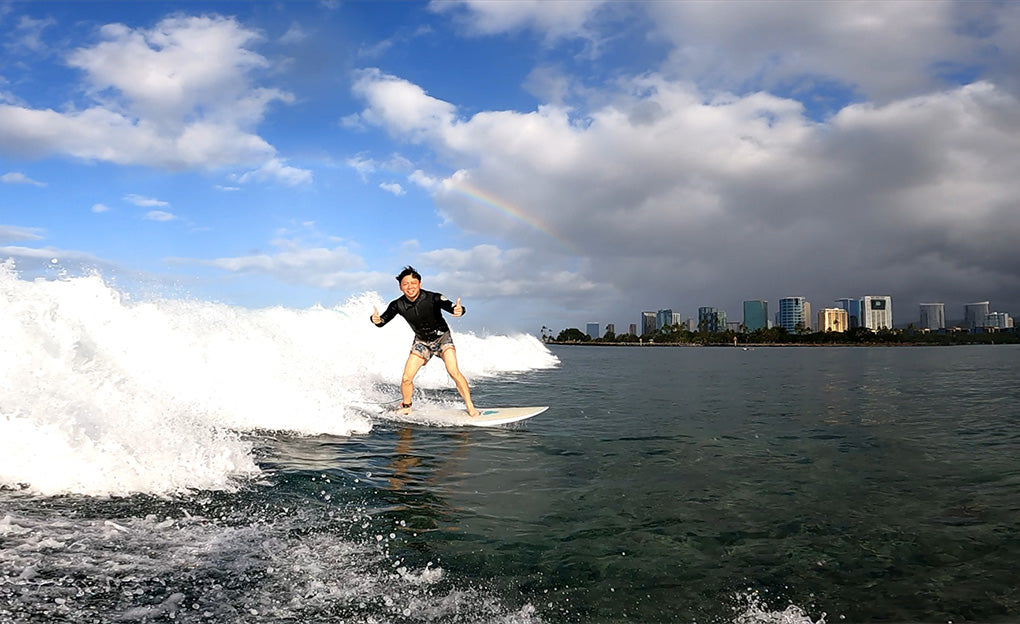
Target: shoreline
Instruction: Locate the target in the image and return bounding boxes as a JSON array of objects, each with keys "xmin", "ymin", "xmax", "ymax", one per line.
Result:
[{"xmin": 544, "ymin": 340, "xmax": 1016, "ymax": 348}]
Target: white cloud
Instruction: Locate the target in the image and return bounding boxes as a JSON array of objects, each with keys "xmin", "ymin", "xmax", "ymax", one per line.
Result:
[
  {"xmin": 236, "ymin": 157, "xmax": 313, "ymax": 186},
  {"xmin": 0, "ymin": 245, "xmax": 105, "ymax": 273},
  {"xmin": 0, "ymin": 15, "xmax": 297, "ymax": 176},
  {"xmin": 347, "ymin": 153, "xmax": 415, "ymax": 184},
  {"xmin": 0, "ymin": 245, "xmax": 55, "ymax": 261},
  {"xmin": 646, "ymin": 1, "xmax": 977, "ymax": 102},
  {"xmin": 339, "ymin": 112, "xmax": 367, "ymax": 131},
  {"xmin": 68, "ymin": 17, "xmax": 275, "ymax": 128},
  {"xmin": 346, "ymin": 154, "xmax": 377, "ymax": 180},
  {"xmin": 279, "ymin": 22, "xmax": 308, "ymax": 45},
  {"xmin": 171, "ymin": 240, "xmax": 370, "ymax": 290},
  {"xmin": 144, "ymin": 210, "xmax": 177, "ymax": 222},
  {"xmin": 124, "ymin": 194, "xmax": 169, "ymax": 207},
  {"xmin": 1, "ymin": 171, "xmax": 45, "ymax": 186},
  {"xmin": 357, "ymin": 38, "xmax": 394, "ymax": 60},
  {"xmin": 8, "ymin": 15, "xmax": 56, "ymax": 53},
  {"xmin": 91, "ymin": 203, "xmax": 110, "ymax": 213},
  {"xmin": 430, "ymin": 0, "xmax": 607, "ymax": 42},
  {"xmin": 0, "ymin": 225, "xmax": 44, "ymax": 243},
  {"xmin": 408, "ymin": 169, "xmax": 440, "ymax": 192},
  {"xmin": 379, "ymin": 182, "xmax": 405, "ymax": 196},
  {"xmin": 522, "ymin": 65, "xmax": 576, "ymax": 105},
  {"xmin": 351, "ymin": 68, "xmax": 457, "ymax": 140}
]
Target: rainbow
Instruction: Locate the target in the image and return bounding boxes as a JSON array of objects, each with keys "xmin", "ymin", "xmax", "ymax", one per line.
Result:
[{"xmin": 447, "ymin": 179, "xmax": 578, "ymax": 254}]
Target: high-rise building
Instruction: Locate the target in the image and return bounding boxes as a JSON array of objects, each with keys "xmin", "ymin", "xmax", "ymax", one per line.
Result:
[
  {"xmin": 834, "ymin": 298, "xmax": 861, "ymax": 329},
  {"xmin": 605, "ymin": 323, "xmax": 616, "ymax": 337},
  {"xmin": 586, "ymin": 323, "xmax": 600, "ymax": 339},
  {"xmin": 817, "ymin": 308, "xmax": 849, "ymax": 332},
  {"xmin": 918, "ymin": 303, "xmax": 946, "ymax": 330},
  {"xmin": 964, "ymin": 301, "xmax": 990, "ymax": 330},
  {"xmin": 697, "ymin": 307, "xmax": 726, "ymax": 333},
  {"xmin": 742, "ymin": 300, "xmax": 769, "ymax": 331},
  {"xmin": 985, "ymin": 312, "xmax": 1013, "ymax": 329},
  {"xmin": 641, "ymin": 312, "xmax": 656, "ymax": 336},
  {"xmin": 778, "ymin": 297, "xmax": 809, "ymax": 333},
  {"xmin": 656, "ymin": 309, "xmax": 677, "ymax": 330},
  {"xmin": 861, "ymin": 296, "xmax": 893, "ymax": 330},
  {"xmin": 629, "ymin": 324, "xmax": 638, "ymax": 336}
]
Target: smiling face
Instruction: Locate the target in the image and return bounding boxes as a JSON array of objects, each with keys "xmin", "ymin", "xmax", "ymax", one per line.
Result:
[{"xmin": 399, "ymin": 275, "xmax": 421, "ymax": 300}]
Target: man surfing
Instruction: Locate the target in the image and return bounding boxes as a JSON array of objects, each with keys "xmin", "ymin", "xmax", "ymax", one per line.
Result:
[{"xmin": 371, "ymin": 266, "xmax": 480, "ymax": 417}]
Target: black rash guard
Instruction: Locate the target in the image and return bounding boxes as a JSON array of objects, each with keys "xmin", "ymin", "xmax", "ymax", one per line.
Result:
[{"xmin": 372, "ymin": 289, "xmax": 463, "ymax": 342}]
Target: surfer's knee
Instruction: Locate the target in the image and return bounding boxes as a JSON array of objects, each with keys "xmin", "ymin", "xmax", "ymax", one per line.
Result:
[
  {"xmin": 450, "ymin": 369, "xmax": 470, "ymax": 390},
  {"xmin": 444, "ymin": 360, "xmax": 464, "ymax": 379}
]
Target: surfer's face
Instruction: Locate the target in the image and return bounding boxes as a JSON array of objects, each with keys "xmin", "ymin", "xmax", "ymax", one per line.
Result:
[{"xmin": 400, "ymin": 276, "xmax": 421, "ymax": 300}]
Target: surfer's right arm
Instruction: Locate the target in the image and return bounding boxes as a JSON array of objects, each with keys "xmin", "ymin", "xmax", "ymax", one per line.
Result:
[{"xmin": 371, "ymin": 301, "xmax": 398, "ymax": 327}]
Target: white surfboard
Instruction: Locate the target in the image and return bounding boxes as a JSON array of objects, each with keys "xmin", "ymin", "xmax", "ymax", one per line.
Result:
[{"xmin": 383, "ymin": 405, "xmax": 548, "ymax": 427}]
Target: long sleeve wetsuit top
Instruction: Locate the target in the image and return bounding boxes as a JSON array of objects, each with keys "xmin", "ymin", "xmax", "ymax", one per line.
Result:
[{"xmin": 372, "ymin": 290, "xmax": 463, "ymax": 341}]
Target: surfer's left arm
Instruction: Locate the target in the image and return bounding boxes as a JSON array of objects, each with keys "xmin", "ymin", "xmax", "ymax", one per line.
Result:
[{"xmin": 438, "ymin": 293, "xmax": 464, "ymax": 317}]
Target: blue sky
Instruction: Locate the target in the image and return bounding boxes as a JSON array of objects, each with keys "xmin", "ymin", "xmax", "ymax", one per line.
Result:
[{"xmin": 3, "ymin": 1, "xmax": 1020, "ymax": 333}]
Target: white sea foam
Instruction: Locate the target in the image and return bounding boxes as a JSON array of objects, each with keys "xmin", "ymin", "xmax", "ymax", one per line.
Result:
[
  {"xmin": 0, "ymin": 510, "xmax": 544, "ymax": 624},
  {"xmin": 733, "ymin": 590, "xmax": 827, "ymax": 624},
  {"xmin": 0, "ymin": 262, "xmax": 558, "ymax": 496}
]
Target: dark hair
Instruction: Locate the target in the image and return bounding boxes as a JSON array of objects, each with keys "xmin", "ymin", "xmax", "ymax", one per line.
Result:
[{"xmin": 396, "ymin": 266, "xmax": 421, "ymax": 282}]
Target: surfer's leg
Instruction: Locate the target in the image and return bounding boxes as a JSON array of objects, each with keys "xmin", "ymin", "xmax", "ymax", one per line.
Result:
[
  {"xmin": 440, "ymin": 347, "xmax": 479, "ymax": 417},
  {"xmin": 400, "ymin": 353, "xmax": 426, "ymax": 414}
]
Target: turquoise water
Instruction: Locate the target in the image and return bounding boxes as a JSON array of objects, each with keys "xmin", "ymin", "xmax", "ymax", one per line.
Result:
[{"xmin": 3, "ymin": 341, "xmax": 1019, "ymax": 622}]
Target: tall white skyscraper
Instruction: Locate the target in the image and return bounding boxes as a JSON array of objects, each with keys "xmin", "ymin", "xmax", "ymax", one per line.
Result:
[
  {"xmin": 861, "ymin": 296, "xmax": 893, "ymax": 330},
  {"xmin": 964, "ymin": 301, "xmax": 990, "ymax": 330},
  {"xmin": 919, "ymin": 303, "xmax": 945, "ymax": 330}
]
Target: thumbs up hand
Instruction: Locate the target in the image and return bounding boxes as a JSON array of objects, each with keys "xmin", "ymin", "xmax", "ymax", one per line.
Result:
[
  {"xmin": 371, "ymin": 305, "xmax": 381, "ymax": 324},
  {"xmin": 452, "ymin": 297, "xmax": 463, "ymax": 317}
]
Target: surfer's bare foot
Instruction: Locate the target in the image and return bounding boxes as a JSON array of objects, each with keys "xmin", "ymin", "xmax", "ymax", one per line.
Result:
[
  {"xmin": 397, "ymin": 402, "xmax": 412, "ymax": 415},
  {"xmin": 467, "ymin": 407, "xmax": 480, "ymax": 418}
]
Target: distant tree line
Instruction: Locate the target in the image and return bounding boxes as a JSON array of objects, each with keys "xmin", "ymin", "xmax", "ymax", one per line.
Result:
[{"xmin": 545, "ymin": 323, "xmax": 1020, "ymax": 346}]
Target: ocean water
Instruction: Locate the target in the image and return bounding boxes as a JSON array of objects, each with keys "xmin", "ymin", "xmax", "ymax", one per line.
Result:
[{"xmin": 2, "ymin": 266, "xmax": 1019, "ymax": 623}]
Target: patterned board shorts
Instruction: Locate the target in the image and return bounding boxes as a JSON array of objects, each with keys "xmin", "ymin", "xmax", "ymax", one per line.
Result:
[{"xmin": 411, "ymin": 331, "xmax": 455, "ymax": 362}]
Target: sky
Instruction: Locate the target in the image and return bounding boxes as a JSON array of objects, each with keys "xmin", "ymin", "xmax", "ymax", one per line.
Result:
[{"xmin": 2, "ymin": 0, "xmax": 1020, "ymax": 335}]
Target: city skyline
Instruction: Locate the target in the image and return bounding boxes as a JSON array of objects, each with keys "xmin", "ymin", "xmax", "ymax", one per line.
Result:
[{"xmin": 581, "ymin": 293, "xmax": 1013, "ymax": 338}]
